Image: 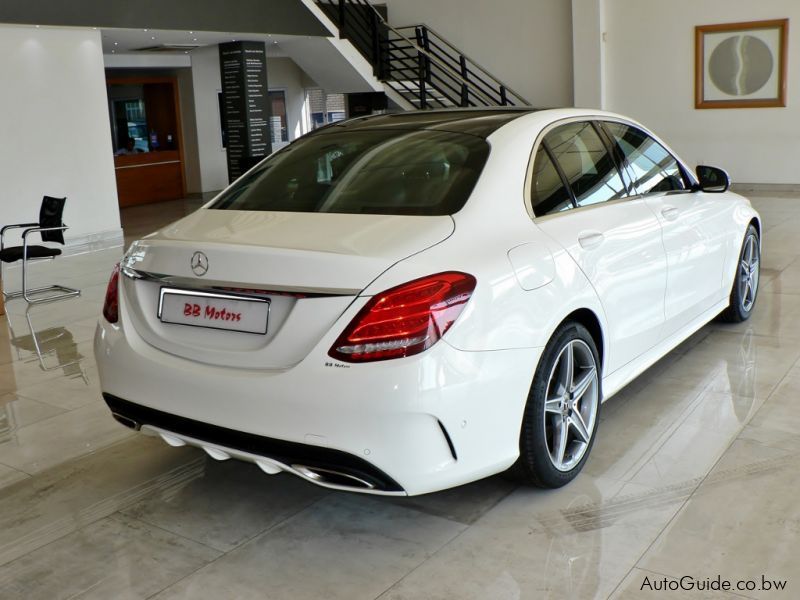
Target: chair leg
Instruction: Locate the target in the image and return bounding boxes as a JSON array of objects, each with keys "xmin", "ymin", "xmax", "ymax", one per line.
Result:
[{"xmin": 2, "ymin": 256, "xmax": 80, "ymax": 305}]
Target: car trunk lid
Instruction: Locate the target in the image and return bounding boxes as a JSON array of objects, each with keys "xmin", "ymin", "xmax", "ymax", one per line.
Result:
[{"xmin": 120, "ymin": 209, "xmax": 454, "ymax": 369}]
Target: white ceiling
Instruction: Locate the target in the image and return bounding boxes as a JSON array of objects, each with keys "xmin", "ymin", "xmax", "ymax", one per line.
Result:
[{"xmin": 100, "ymin": 27, "xmax": 312, "ymax": 57}]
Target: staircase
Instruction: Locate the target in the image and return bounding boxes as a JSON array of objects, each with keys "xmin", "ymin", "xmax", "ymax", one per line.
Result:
[{"xmin": 316, "ymin": 0, "xmax": 529, "ymax": 109}]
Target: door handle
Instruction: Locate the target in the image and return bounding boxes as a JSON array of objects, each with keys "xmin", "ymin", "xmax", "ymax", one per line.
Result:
[
  {"xmin": 577, "ymin": 231, "xmax": 604, "ymax": 249},
  {"xmin": 661, "ymin": 206, "xmax": 680, "ymax": 221}
]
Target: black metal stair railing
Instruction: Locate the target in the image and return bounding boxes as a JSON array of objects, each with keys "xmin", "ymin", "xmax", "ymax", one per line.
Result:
[{"xmin": 316, "ymin": 0, "xmax": 529, "ymax": 109}]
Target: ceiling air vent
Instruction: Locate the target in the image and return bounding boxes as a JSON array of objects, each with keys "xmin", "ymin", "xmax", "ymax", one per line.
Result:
[{"xmin": 132, "ymin": 44, "xmax": 200, "ymax": 53}]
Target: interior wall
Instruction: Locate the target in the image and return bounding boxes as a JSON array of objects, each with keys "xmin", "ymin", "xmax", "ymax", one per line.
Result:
[
  {"xmin": 189, "ymin": 45, "xmax": 228, "ymax": 194},
  {"xmin": 189, "ymin": 47, "xmax": 312, "ymax": 193},
  {"xmin": 603, "ymin": 0, "xmax": 800, "ymax": 184},
  {"xmin": 0, "ymin": 25, "xmax": 121, "ymax": 245},
  {"xmin": 381, "ymin": 0, "xmax": 574, "ymax": 108},
  {"xmin": 176, "ymin": 67, "xmax": 202, "ymax": 194},
  {"xmin": 571, "ymin": 0, "xmax": 604, "ymax": 109}
]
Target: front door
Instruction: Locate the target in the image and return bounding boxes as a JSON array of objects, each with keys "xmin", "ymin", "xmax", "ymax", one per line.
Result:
[{"xmin": 602, "ymin": 121, "xmax": 729, "ymax": 337}]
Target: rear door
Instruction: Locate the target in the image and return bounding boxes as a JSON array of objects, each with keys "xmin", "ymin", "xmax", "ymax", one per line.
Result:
[
  {"xmin": 602, "ymin": 121, "xmax": 729, "ymax": 337},
  {"xmin": 530, "ymin": 120, "xmax": 667, "ymax": 375}
]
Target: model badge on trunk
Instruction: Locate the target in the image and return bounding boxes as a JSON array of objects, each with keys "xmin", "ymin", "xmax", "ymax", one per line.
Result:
[{"xmin": 191, "ymin": 251, "xmax": 209, "ymax": 276}]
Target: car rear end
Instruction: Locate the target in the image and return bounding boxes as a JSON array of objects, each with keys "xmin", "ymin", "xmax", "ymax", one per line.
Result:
[{"xmin": 95, "ymin": 112, "xmax": 538, "ymax": 495}]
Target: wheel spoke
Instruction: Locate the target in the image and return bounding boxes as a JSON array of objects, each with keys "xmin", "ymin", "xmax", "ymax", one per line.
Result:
[
  {"xmin": 560, "ymin": 342, "xmax": 574, "ymax": 393},
  {"xmin": 745, "ymin": 237, "xmax": 754, "ymax": 265},
  {"xmin": 570, "ymin": 410, "xmax": 591, "ymax": 444},
  {"xmin": 553, "ymin": 418, "xmax": 569, "ymax": 468},
  {"xmin": 545, "ymin": 397, "xmax": 563, "ymax": 415},
  {"xmin": 570, "ymin": 366, "xmax": 596, "ymax": 400}
]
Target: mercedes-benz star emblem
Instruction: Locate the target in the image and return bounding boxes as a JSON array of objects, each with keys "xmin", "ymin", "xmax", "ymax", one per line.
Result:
[{"xmin": 190, "ymin": 251, "xmax": 209, "ymax": 276}]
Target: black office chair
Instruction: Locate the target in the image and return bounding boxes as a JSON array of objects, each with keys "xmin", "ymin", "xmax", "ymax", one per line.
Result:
[{"xmin": 0, "ymin": 196, "xmax": 81, "ymax": 304}]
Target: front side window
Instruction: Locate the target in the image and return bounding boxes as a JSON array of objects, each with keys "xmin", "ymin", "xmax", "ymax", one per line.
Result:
[
  {"xmin": 604, "ymin": 122, "xmax": 689, "ymax": 194},
  {"xmin": 209, "ymin": 129, "xmax": 490, "ymax": 216},
  {"xmin": 544, "ymin": 122, "xmax": 627, "ymax": 208}
]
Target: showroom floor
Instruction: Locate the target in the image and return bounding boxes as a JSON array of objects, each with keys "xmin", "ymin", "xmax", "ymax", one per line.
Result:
[{"xmin": 0, "ymin": 193, "xmax": 797, "ymax": 599}]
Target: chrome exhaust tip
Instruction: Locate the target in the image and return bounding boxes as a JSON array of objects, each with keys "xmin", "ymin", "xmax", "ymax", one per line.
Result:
[
  {"xmin": 112, "ymin": 413, "xmax": 140, "ymax": 430},
  {"xmin": 292, "ymin": 464, "xmax": 376, "ymax": 490}
]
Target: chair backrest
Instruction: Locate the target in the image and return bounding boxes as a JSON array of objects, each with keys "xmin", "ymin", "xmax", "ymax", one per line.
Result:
[{"xmin": 39, "ymin": 196, "xmax": 66, "ymax": 245}]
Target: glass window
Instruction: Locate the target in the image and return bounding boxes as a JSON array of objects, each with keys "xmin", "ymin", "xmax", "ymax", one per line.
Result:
[
  {"xmin": 545, "ymin": 122, "xmax": 627, "ymax": 208},
  {"xmin": 209, "ymin": 129, "xmax": 490, "ymax": 216},
  {"xmin": 530, "ymin": 145, "xmax": 573, "ymax": 217},
  {"xmin": 269, "ymin": 90, "xmax": 289, "ymax": 143},
  {"xmin": 604, "ymin": 122, "xmax": 688, "ymax": 194},
  {"xmin": 306, "ymin": 89, "xmax": 347, "ymax": 130}
]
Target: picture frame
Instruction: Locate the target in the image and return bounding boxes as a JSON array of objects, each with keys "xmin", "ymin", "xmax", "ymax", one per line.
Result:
[{"xmin": 695, "ymin": 19, "xmax": 788, "ymax": 109}]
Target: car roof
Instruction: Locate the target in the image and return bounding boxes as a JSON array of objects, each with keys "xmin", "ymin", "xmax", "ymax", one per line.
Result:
[{"xmin": 310, "ymin": 107, "xmax": 540, "ymax": 138}]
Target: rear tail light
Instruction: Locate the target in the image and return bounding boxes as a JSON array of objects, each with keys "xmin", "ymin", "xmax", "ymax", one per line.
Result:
[
  {"xmin": 103, "ymin": 264, "xmax": 120, "ymax": 323},
  {"xmin": 329, "ymin": 271, "xmax": 476, "ymax": 363}
]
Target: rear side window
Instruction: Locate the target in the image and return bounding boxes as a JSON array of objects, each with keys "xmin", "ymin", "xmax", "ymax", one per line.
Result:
[
  {"xmin": 530, "ymin": 145, "xmax": 573, "ymax": 217},
  {"xmin": 544, "ymin": 122, "xmax": 627, "ymax": 208},
  {"xmin": 209, "ymin": 129, "xmax": 490, "ymax": 216},
  {"xmin": 604, "ymin": 122, "xmax": 689, "ymax": 194}
]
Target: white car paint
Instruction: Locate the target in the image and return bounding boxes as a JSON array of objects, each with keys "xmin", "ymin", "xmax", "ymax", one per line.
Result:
[{"xmin": 95, "ymin": 108, "xmax": 760, "ymax": 495}]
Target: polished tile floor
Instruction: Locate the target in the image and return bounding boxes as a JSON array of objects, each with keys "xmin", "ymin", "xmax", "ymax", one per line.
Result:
[{"xmin": 0, "ymin": 194, "xmax": 798, "ymax": 599}]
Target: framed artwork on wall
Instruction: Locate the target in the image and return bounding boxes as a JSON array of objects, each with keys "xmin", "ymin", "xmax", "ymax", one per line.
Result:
[{"xmin": 695, "ymin": 19, "xmax": 789, "ymax": 109}]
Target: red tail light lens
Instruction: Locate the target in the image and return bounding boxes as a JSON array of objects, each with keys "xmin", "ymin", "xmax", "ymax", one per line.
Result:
[
  {"xmin": 329, "ymin": 271, "xmax": 476, "ymax": 363},
  {"xmin": 103, "ymin": 264, "xmax": 120, "ymax": 323}
]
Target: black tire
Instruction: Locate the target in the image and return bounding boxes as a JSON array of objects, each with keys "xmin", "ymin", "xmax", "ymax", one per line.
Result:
[
  {"xmin": 509, "ymin": 321, "xmax": 602, "ymax": 488},
  {"xmin": 718, "ymin": 224, "xmax": 760, "ymax": 323}
]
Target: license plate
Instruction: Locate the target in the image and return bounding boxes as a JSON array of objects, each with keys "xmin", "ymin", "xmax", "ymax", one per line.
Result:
[{"xmin": 158, "ymin": 287, "xmax": 270, "ymax": 335}]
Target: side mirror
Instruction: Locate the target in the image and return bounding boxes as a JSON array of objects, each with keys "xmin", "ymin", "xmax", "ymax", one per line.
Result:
[{"xmin": 695, "ymin": 165, "xmax": 730, "ymax": 193}]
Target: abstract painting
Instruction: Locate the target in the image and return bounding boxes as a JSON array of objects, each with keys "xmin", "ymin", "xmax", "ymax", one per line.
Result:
[{"xmin": 695, "ymin": 19, "xmax": 788, "ymax": 108}]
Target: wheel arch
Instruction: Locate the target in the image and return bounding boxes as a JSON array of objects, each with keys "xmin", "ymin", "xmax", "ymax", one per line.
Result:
[
  {"xmin": 558, "ymin": 308, "xmax": 605, "ymax": 372},
  {"xmin": 749, "ymin": 216, "xmax": 761, "ymax": 239}
]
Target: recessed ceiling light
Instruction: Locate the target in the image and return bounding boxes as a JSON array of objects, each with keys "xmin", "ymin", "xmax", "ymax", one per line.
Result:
[
  {"xmin": 35, "ymin": 25, "xmax": 40, "ymax": 28},
  {"xmin": 192, "ymin": 37, "xmax": 197, "ymax": 41},
  {"xmin": 111, "ymin": 50, "xmax": 115, "ymax": 53},
  {"xmin": 151, "ymin": 36, "xmax": 156, "ymax": 40},
  {"xmin": 189, "ymin": 31, "xmax": 194, "ymax": 34},
  {"xmin": 143, "ymin": 28, "xmax": 148, "ymax": 32},
  {"xmin": 114, "ymin": 42, "xmax": 118, "ymax": 45}
]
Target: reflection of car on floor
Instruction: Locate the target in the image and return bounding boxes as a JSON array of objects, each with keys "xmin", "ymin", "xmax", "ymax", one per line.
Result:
[{"xmin": 95, "ymin": 108, "xmax": 761, "ymax": 496}]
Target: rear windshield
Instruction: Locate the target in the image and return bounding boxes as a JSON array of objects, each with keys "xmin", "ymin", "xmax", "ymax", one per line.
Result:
[{"xmin": 208, "ymin": 129, "xmax": 490, "ymax": 216}]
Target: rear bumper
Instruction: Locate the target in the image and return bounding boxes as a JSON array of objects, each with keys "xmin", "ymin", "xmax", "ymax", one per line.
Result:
[
  {"xmin": 95, "ymin": 318, "xmax": 541, "ymax": 495},
  {"xmin": 104, "ymin": 394, "xmax": 405, "ymax": 494}
]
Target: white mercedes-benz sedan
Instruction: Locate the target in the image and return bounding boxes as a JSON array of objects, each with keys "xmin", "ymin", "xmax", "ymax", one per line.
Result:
[{"xmin": 95, "ymin": 108, "xmax": 761, "ymax": 496}]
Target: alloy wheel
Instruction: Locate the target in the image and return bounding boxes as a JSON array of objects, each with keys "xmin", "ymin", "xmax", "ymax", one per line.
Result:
[
  {"xmin": 739, "ymin": 233, "xmax": 760, "ymax": 312},
  {"xmin": 543, "ymin": 339, "xmax": 599, "ymax": 471}
]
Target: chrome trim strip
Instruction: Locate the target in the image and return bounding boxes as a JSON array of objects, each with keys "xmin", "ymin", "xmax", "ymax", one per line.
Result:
[{"xmin": 122, "ymin": 266, "xmax": 361, "ymax": 296}]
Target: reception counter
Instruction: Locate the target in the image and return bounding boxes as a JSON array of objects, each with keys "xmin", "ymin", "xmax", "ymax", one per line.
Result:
[{"xmin": 114, "ymin": 150, "xmax": 184, "ymax": 208}]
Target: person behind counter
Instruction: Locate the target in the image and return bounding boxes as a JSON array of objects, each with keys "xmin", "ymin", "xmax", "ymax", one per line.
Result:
[{"xmin": 115, "ymin": 137, "xmax": 142, "ymax": 156}]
